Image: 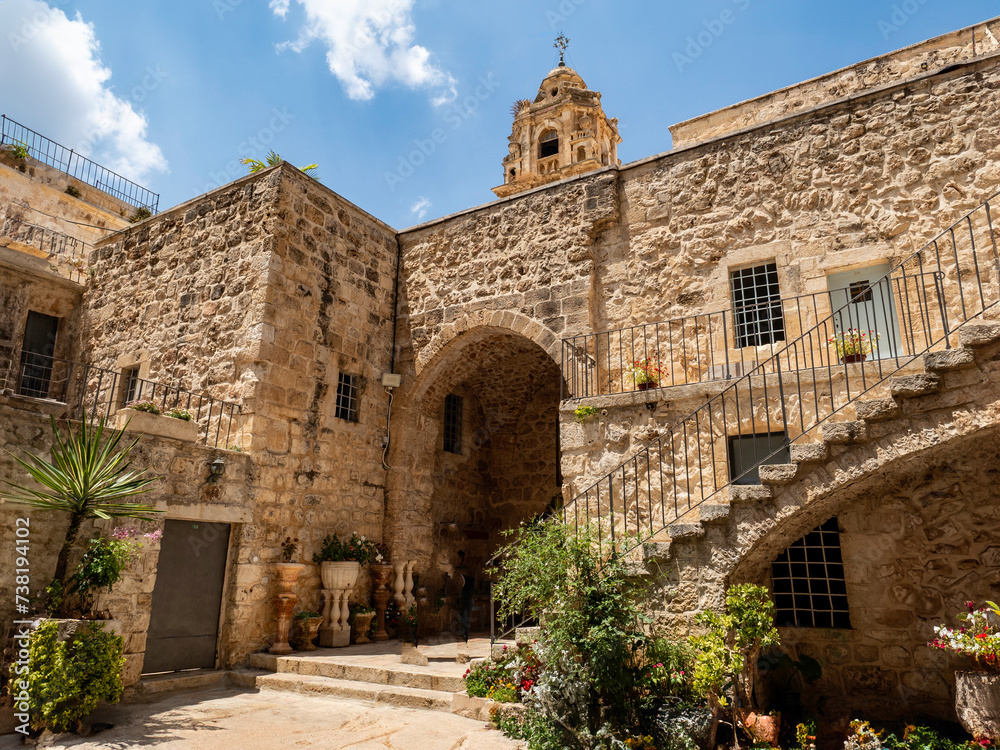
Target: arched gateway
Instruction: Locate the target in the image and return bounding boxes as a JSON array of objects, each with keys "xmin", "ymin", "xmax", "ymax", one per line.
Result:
[{"xmin": 384, "ymin": 323, "xmax": 563, "ymax": 633}]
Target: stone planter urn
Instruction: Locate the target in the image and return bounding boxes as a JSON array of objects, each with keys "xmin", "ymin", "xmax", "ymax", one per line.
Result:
[
  {"xmin": 290, "ymin": 615, "xmax": 324, "ymax": 651},
  {"xmin": 955, "ymin": 671, "xmax": 1000, "ymax": 742},
  {"xmin": 352, "ymin": 611, "xmax": 376, "ymax": 644},
  {"xmin": 319, "ymin": 561, "xmax": 360, "ymax": 648},
  {"xmin": 269, "ymin": 562, "xmax": 305, "ymax": 655}
]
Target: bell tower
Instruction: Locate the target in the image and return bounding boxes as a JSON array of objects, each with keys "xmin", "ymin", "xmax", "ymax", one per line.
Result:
[{"xmin": 493, "ymin": 35, "xmax": 622, "ymax": 198}]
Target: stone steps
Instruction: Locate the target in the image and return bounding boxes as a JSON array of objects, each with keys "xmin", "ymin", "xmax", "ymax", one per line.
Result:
[
  {"xmin": 250, "ymin": 671, "xmax": 457, "ymax": 711},
  {"xmin": 240, "ymin": 639, "xmax": 501, "ymax": 721},
  {"xmin": 248, "ymin": 651, "xmax": 467, "ymax": 692},
  {"xmin": 641, "ymin": 321, "xmax": 1000, "ymax": 563}
]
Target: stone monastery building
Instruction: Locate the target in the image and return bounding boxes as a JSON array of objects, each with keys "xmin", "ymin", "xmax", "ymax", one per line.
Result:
[{"xmin": 3, "ymin": 19, "xmax": 1000, "ymax": 722}]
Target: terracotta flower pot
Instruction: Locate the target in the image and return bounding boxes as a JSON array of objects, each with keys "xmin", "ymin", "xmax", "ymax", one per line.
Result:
[
  {"xmin": 956, "ymin": 671, "xmax": 1000, "ymax": 741},
  {"xmin": 841, "ymin": 353, "xmax": 867, "ymax": 364},
  {"xmin": 274, "ymin": 562, "xmax": 306, "ymax": 591},
  {"xmin": 742, "ymin": 711, "xmax": 781, "ymax": 747},
  {"xmin": 637, "ymin": 381, "xmax": 657, "ymax": 391}
]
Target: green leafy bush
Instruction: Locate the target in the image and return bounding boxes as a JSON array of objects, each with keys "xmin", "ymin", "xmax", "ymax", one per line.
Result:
[
  {"xmin": 13, "ymin": 620, "xmax": 125, "ymax": 733},
  {"xmin": 574, "ymin": 405, "xmax": 599, "ymax": 422},
  {"xmin": 69, "ymin": 536, "xmax": 138, "ymax": 607},
  {"xmin": 491, "ymin": 519, "xmax": 691, "ymax": 745}
]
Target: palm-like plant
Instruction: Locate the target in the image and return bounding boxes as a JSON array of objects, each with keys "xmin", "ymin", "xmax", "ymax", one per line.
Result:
[
  {"xmin": 1, "ymin": 416, "xmax": 161, "ymax": 590},
  {"xmin": 241, "ymin": 150, "xmax": 319, "ymax": 178}
]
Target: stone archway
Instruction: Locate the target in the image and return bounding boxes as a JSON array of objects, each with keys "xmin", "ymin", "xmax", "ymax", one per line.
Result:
[{"xmin": 385, "ymin": 324, "xmax": 562, "ymax": 632}]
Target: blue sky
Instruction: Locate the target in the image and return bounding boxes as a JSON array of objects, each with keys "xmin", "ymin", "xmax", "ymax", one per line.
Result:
[{"xmin": 1, "ymin": 0, "xmax": 998, "ymax": 228}]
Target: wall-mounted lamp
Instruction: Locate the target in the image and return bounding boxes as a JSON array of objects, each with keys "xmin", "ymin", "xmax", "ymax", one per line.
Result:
[{"xmin": 208, "ymin": 455, "xmax": 226, "ymax": 483}]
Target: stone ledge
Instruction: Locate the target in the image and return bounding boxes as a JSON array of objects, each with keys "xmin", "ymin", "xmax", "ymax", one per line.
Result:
[
  {"xmin": 959, "ymin": 322, "xmax": 1000, "ymax": 348},
  {"xmin": 759, "ymin": 464, "xmax": 800, "ymax": 486},
  {"xmin": 923, "ymin": 347, "xmax": 975, "ymax": 372},
  {"xmin": 855, "ymin": 397, "xmax": 901, "ymax": 422},
  {"xmin": 789, "ymin": 442, "xmax": 829, "ymax": 464},
  {"xmin": 888, "ymin": 373, "xmax": 941, "ymax": 398},
  {"xmin": 822, "ymin": 421, "xmax": 867, "ymax": 444}
]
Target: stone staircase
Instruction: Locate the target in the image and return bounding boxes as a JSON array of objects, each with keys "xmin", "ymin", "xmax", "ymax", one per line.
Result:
[
  {"xmin": 643, "ymin": 320, "xmax": 1000, "ymax": 562},
  {"xmin": 234, "ymin": 637, "xmax": 497, "ymax": 720}
]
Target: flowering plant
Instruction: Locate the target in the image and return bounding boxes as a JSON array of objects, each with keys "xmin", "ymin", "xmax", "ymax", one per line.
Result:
[
  {"xmin": 312, "ymin": 532, "xmax": 385, "ymax": 564},
  {"xmin": 626, "ymin": 357, "xmax": 663, "ymax": 386},
  {"xmin": 126, "ymin": 398, "xmax": 160, "ymax": 415},
  {"xmin": 828, "ymin": 329, "xmax": 879, "ymax": 359},
  {"xmin": 928, "ymin": 601, "xmax": 1000, "ymax": 671},
  {"xmin": 280, "ymin": 536, "xmax": 299, "ymax": 562},
  {"xmin": 463, "ymin": 642, "xmax": 541, "ymax": 702},
  {"xmin": 164, "ymin": 407, "xmax": 192, "ymax": 421}
]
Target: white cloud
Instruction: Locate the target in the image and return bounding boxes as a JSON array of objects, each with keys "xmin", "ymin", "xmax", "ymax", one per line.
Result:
[
  {"xmin": 410, "ymin": 196, "xmax": 431, "ymax": 221},
  {"xmin": 273, "ymin": 0, "xmax": 457, "ymax": 104},
  {"xmin": 0, "ymin": 0, "xmax": 167, "ymax": 185}
]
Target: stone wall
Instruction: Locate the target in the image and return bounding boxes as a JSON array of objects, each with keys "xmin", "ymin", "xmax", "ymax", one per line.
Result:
[
  {"xmin": 0, "ymin": 401, "xmax": 252, "ymax": 686},
  {"xmin": 0, "ymin": 248, "xmax": 82, "ymax": 375},
  {"xmin": 397, "ymin": 51, "xmax": 1000, "ymax": 513},
  {"xmin": 669, "ymin": 18, "xmax": 1000, "ymax": 148},
  {"xmin": 774, "ymin": 453, "xmax": 1000, "ymax": 720},
  {"xmin": 83, "ymin": 170, "xmax": 278, "ymax": 411},
  {"xmin": 76, "ymin": 165, "xmax": 401, "ymax": 661}
]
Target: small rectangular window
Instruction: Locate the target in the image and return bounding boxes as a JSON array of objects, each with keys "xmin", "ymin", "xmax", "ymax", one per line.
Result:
[
  {"xmin": 731, "ymin": 263, "xmax": 786, "ymax": 347},
  {"xmin": 849, "ymin": 280, "xmax": 873, "ymax": 303},
  {"xmin": 120, "ymin": 367, "xmax": 140, "ymax": 406},
  {"xmin": 335, "ymin": 373, "xmax": 359, "ymax": 422},
  {"xmin": 443, "ymin": 394, "xmax": 463, "ymax": 454},
  {"xmin": 772, "ymin": 517, "xmax": 851, "ymax": 628},
  {"xmin": 728, "ymin": 431, "xmax": 790, "ymax": 485}
]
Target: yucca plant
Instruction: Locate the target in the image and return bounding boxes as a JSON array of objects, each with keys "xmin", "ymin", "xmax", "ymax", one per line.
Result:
[
  {"xmin": 241, "ymin": 150, "xmax": 318, "ymax": 178},
  {"xmin": 1, "ymin": 416, "xmax": 161, "ymax": 593}
]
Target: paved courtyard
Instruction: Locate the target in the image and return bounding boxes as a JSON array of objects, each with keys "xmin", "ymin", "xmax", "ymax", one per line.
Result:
[{"xmin": 0, "ymin": 686, "xmax": 522, "ymax": 750}]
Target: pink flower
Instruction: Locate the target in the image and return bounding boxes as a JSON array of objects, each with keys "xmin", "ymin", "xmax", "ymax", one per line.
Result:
[{"xmin": 144, "ymin": 529, "xmax": 163, "ymax": 542}]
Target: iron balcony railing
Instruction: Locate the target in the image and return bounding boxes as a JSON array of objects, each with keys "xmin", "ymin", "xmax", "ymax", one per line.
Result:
[
  {"xmin": 561, "ymin": 192, "xmax": 1000, "ymax": 557},
  {"xmin": 1, "ymin": 114, "xmax": 159, "ymax": 213},
  {"xmin": 0, "ymin": 351, "xmax": 240, "ymax": 450},
  {"xmin": 562, "ymin": 281, "xmax": 946, "ymax": 401},
  {"xmin": 0, "ymin": 217, "xmax": 93, "ymax": 283}
]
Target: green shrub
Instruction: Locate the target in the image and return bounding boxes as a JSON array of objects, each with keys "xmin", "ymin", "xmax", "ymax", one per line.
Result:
[
  {"xmin": 164, "ymin": 407, "xmax": 192, "ymax": 421},
  {"xmin": 128, "ymin": 207, "xmax": 152, "ymax": 223},
  {"xmin": 69, "ymin": 535, "xmax": 139, "ymax": 609},
  {"xmin": 13, "ymin": 620, "xmax": 125, "ymax": 733},
  {"xmin": 574, "ymin": 405, "xmax": 599, "ymax": 422},
  {"xmin": 491, "ymin": 519, "xmax": 681, "ymax": 743}
]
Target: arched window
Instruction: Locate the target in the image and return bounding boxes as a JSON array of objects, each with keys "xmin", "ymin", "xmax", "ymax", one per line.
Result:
[
  {"xmin": 539, "ymin": 130, "xmax": 559, "ymax": 159},
  {"xmin": 576, "ymin": 146, "xmax": 586, "ymax": 162}
]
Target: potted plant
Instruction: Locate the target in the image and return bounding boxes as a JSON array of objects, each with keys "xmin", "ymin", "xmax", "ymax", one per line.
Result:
[
  {"xmin": 312, "ymin": 532, "xmax": 385, "ymax": 591},
  {"xmin": 116, "ymin": 399, "xmax": 199, "ymax": 442},
  {"xmin": 351, "ymin": 605, "xmax": 376, "ymax": 644},
  {"xmin": 928, "ymin": 600, "xmax": 1000, "ymax": 743},
  {"xmin": 691, "ymin": 583, "xmax": 780, "ymax": 749},
  {"xmin": 625, "ymin": 357, "xmax": 663, "ymax": 391},
  {"xmin": 275, "ymin": 537, "xmax": 305, "ymax": 587},
  {"xmin": 828, "ymin": 329, "xmax": 879, "ymax": 364},
  {"xmin": 290, "ymin": 611, "xmax": 324, "ymax": 651}
]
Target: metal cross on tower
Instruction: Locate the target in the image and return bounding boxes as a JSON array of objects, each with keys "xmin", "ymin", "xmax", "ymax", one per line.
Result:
[{"xmin": 554, "ymin": 33, "xmax": 570, "ymax": 66}]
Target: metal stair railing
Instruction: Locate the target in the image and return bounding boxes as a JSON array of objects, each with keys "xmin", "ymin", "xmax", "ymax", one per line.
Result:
[
  {"xmin": 561, "ymin": 192, "xmax": 1000, "ymax": 558},
  {"xmin": 0, "ymin": 350, "xmax": 241, "ymax": 450}
]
